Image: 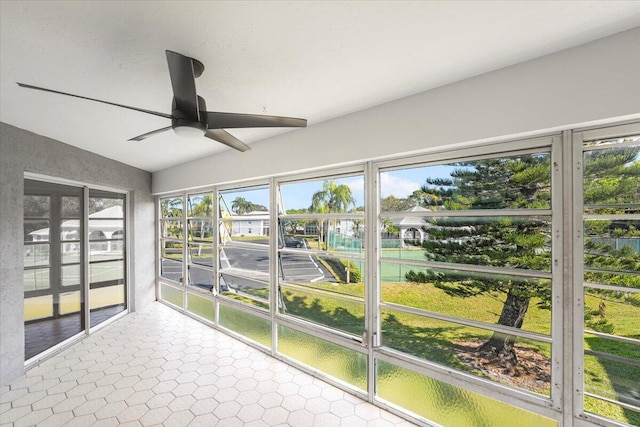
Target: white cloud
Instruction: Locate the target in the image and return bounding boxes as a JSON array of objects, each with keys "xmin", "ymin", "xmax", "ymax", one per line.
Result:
[
  {"xmin": 380, "ymin": 173, "xmax": 420, "ymax": 199},
  {"xmin": 345, "ymin": 178, "xmax": 364, "ymax": 192},
  {"xmin": 343, "ymin": 179, "xmax": 365, "ymax": 206}
]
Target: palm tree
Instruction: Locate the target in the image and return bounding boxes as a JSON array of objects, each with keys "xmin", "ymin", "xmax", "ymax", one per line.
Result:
[
  {"xmin": 188, "ymin": 195, "xmax": 213, "ymax": 243},
  {"xmin": 311, "ymin": 181, "xmax": 356, "ymax": 213},
  {"xmin": 161, "ymin": 198, "xmax": 183, "ymax": 217},
  {"xmin": 231, "ymin": 197, "xmax": 254, "ymax": 215},
  {"xmin": 351, "ymin": 219, "xmax": 363, "ymax": 238},
  {"xmin": 310, "ymin": 181, "xmax": 356, "ymax": 248},
  {"xmin": 380, "ymin": 217, "xmax": 393, "ymax": 239},
  {"xmin": 190, "ymin": 195, "xmax": 213, "ymax": 217},
  {"xmin": 161, "ymin": 198, "xmax": 183, "ymax": 238}
]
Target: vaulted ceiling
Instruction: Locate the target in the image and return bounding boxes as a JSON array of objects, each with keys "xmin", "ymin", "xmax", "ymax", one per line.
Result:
[{"xmin": 2, "ymin": 1, "xmax": 639, "ymax": 172}]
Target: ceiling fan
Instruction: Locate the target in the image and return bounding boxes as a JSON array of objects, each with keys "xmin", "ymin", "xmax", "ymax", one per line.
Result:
[{"xmin": 17, "ymin": 50, "xmax": 307, "ymax": 152}]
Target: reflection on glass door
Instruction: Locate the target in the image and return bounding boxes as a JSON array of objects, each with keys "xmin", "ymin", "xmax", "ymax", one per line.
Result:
[
  {"xmin": 89, "ymin": 190, "xmax": 126, "ymax": 328},
  {"xmin": 24, "ymin": 180, "xmax": 84, "ymax": 360}
]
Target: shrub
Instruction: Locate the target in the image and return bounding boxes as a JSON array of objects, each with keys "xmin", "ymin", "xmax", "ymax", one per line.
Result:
[{"xmin": 340, "ymin": 259, "xmax": 362, "ymax": 283}]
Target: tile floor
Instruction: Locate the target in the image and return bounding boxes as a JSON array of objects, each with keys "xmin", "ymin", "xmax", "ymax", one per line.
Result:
[
  {"xmin": 25, "ymin": 305, "xmax": 126, "ymax": 360},
  {"xmin": 1, "ymin": 302, "xmax": 417, "ymax": 427}
]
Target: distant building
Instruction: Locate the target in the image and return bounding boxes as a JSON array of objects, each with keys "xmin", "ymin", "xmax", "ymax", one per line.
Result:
[{"xmin": 226, "ymin": 211, "xmax": 270, "ymax": 237}]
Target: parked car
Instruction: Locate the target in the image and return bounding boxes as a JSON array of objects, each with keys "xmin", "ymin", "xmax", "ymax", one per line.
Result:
[{"xmin": 284, "ymin": 236, "xmax": 305, "ymax": 248}]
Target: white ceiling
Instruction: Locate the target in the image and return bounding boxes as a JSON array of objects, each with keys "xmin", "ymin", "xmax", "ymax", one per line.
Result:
[{"xmin": 2, "ymin": 1, "xmax": 640, "ymax": 172}]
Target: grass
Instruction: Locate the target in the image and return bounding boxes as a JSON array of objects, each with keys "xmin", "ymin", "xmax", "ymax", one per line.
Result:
[
  {"xmin": 279, "ymin": 278, "xmax": 638, "ymax": 424},
  {"xmin": 281, "ymin": 285, "xmax": 365, "ymax": 336},
  {"xmin": 231, "ymin": 235, "xmax": 269, "ymax": 242},
  {"xmin": 282, "ymin": 279, "xmax": 552, "ymax": 391},
  {"xmin": 583, "ymin": 293, "xmax": 640, "ymax": 425}
]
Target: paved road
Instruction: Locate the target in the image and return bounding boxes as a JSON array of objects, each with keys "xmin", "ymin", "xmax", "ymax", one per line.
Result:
[{"xmin": 161, "ymin": 239, "xmax": 335, "ymax": 293}]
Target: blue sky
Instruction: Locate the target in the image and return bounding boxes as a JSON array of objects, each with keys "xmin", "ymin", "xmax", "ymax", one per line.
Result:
[
  {"xmin": 380, "ymin": 164, "xmax": 459, "ymax": 199},
  {"xmin": 217, "ymin": 164, "xmax": 462, "ymax": 211}
]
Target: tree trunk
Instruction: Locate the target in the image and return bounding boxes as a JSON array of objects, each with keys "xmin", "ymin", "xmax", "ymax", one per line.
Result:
[{"xmin": 478, "ymin": 287, "xmax": 530, "ymax": 367}]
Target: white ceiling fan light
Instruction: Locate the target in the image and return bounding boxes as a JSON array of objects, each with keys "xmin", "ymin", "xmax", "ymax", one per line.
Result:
[{"xmin": 173, "ymin": 124, "xmax": 206, "ymax": 139}]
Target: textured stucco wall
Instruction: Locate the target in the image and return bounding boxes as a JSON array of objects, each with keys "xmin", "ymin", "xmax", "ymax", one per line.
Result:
[{"xmin": 0, "ymin": 122, "xmax": 155, "ymax": 387}]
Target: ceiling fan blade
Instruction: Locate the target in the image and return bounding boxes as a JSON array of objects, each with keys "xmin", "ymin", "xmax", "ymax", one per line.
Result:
[
  {"xmin": 128, "ymin": 126, "xmax": 172, "ymax": 141},
  {"xmin": 204, "ymin": 129, "xmax": 251, "ymax": 152},
  {"xmin": 165, "ymin": 50, "xmax": 199, "ymax": 120},
  {"xmin": 205, "ymin": 112, "xmax": 307, "ymax": 129},
  {"xmin": 17, "ymin": 83, "xmax": 172, "ymax": 119}
]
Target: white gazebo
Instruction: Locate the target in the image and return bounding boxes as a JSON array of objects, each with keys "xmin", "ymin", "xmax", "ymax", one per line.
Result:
[{"xmin": 391, "ymin": 206, "xmax": 431, "ymax": 248}]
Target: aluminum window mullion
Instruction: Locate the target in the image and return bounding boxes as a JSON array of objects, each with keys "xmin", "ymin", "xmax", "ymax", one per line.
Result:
[
  {"xmin": 181, "ymin": 193, "xmax": 188, "ymax": 312},
  {"xmin": 583, "ymin": 393, "xmax": 640, "ymax": 414},
  {"xmin": 584, "ymin": 268, "xmax": 639, "ymax": 277},
  {"xmin": 572, "ymin": 130, "xmax": 586, "ymax": 423},
  {"xmin": 269, "ymin": 177, "xmax": 279, "ymax": 354},
  {"xmin": 584, "ymin": 281, "xmax": 640, "ymax": 293},
  {"xmin": 216, "ymin": 180, "xmax": 270, "ymax": 193},
  {"xmin": 582, "ymin": 140, "xmax": 640, "ymax": 152},
  {"xmin": 583, "ymin": 214, "xmax": 640, "ymax": 221},
  {"xmin": 83, "ymin": 186, "xmax": 90, "ymax": 334},
  {"xmin": 550, "ymin": 134, "xmax": 564, "ymax": 412},
  {"xmin": 583, "ymin": 329, "xmax": 640, "ymax": 346},
  {"xmin": 216, "ymin": 291, "xmax": 268, "ymax": 307},
  {"xmin": 212, "ymin": 189, "xmax": 220, "ymax": 324},
  {"xmin": 365, "ymin": 160, "xmax": 379, "ymax": 403},
  {"xmin": 579, "ymin": 122, "xmax": 640, "ymax": 142},
  {"xmin": 583, "ymin": 203, "xmax": 640, "ymax": 210},
  {"xmin": 275, "ymin": 314, "xmax": 366, "ymax": 354},
  {"xmin": 583, "ymin": 349, "xmax": 640, "ymax": 367},
  {"xmin": 376, "ymin": 137, "xmax": 554, "ymax": 171},
  {"xmin": 274, "ymin": 165, "xmax": 366, "ymax": 187},
  {"xmin": 380, "ymin": 256, "xmax": 553, "ymax": 279},
  {"xmin": 155, "ymin": 196, "xmax": 160, "ymax": 301},
  {"xmin": 279, "ymin": 283, "xmax": 364, "ymax": 305},
  {"xmin": 123, "ymin": 191, "xmax": 130, "ymax": 314},
  {"xmin": 381, "ymin": 301, "xmax": 552, "ymax": 343},
  {"xmin": 380, "ymin": 208, "xmax": 552, "ymax": 218},
  {"xmin": 280, "ymin": 212, "xmax": 365, "ymax": 220},
  {"xmin": 216, "ymin": 296, "xmax": 269, "ymax": 317},
  {"xmin": 278, "ymin": 248, "xmax": 364, "ymax": 261},
  {"xmin": 219, "ymin": 270, "xmax": 268, "ymax": 284}
]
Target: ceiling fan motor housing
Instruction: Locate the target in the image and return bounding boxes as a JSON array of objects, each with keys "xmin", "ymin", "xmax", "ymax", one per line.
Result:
[{"xmin": 171, "ymin": 95, "xmax": 207, "ymax": 138}]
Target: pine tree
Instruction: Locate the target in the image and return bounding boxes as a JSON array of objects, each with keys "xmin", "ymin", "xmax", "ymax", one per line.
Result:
[{"xmin": 406, "ymin": 146, "xmax": 639, "ymax": 367}]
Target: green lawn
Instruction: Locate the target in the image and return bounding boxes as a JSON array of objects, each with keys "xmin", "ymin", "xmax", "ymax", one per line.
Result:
[
  {"xmin": 583, "ymin": 293, "xmax": 640, "ymax": 424},
  {"xmin": 279, "ymin": 278, "xmax": 638, "ymax": 424}
]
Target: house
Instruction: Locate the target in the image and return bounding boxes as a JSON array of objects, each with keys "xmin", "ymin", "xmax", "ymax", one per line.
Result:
[
  {"xmin": 1, "ymin": 3, "xmax": 639, "ymax": 427},
  {"xmin": 227, "ymin": 211, "xmax": 270, "ymax": 237}
]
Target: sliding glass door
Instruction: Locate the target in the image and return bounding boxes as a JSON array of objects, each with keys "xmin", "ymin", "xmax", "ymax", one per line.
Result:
[
  {"xmin": 24, "ymin": 180, "xmax": 84, "ymax": 360},
  {"xmin": 23, "ymin": 179, "xmax": 128, "ymax": 361},
  {"xmin": 89, "ymin": 190, "xmax": 127, "ymax": 327}
]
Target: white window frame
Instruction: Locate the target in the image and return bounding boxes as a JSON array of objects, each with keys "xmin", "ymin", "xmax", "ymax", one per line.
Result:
[{"xmin": 571, "ymin": 122, "xmax": 640, "ymax": 427}]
